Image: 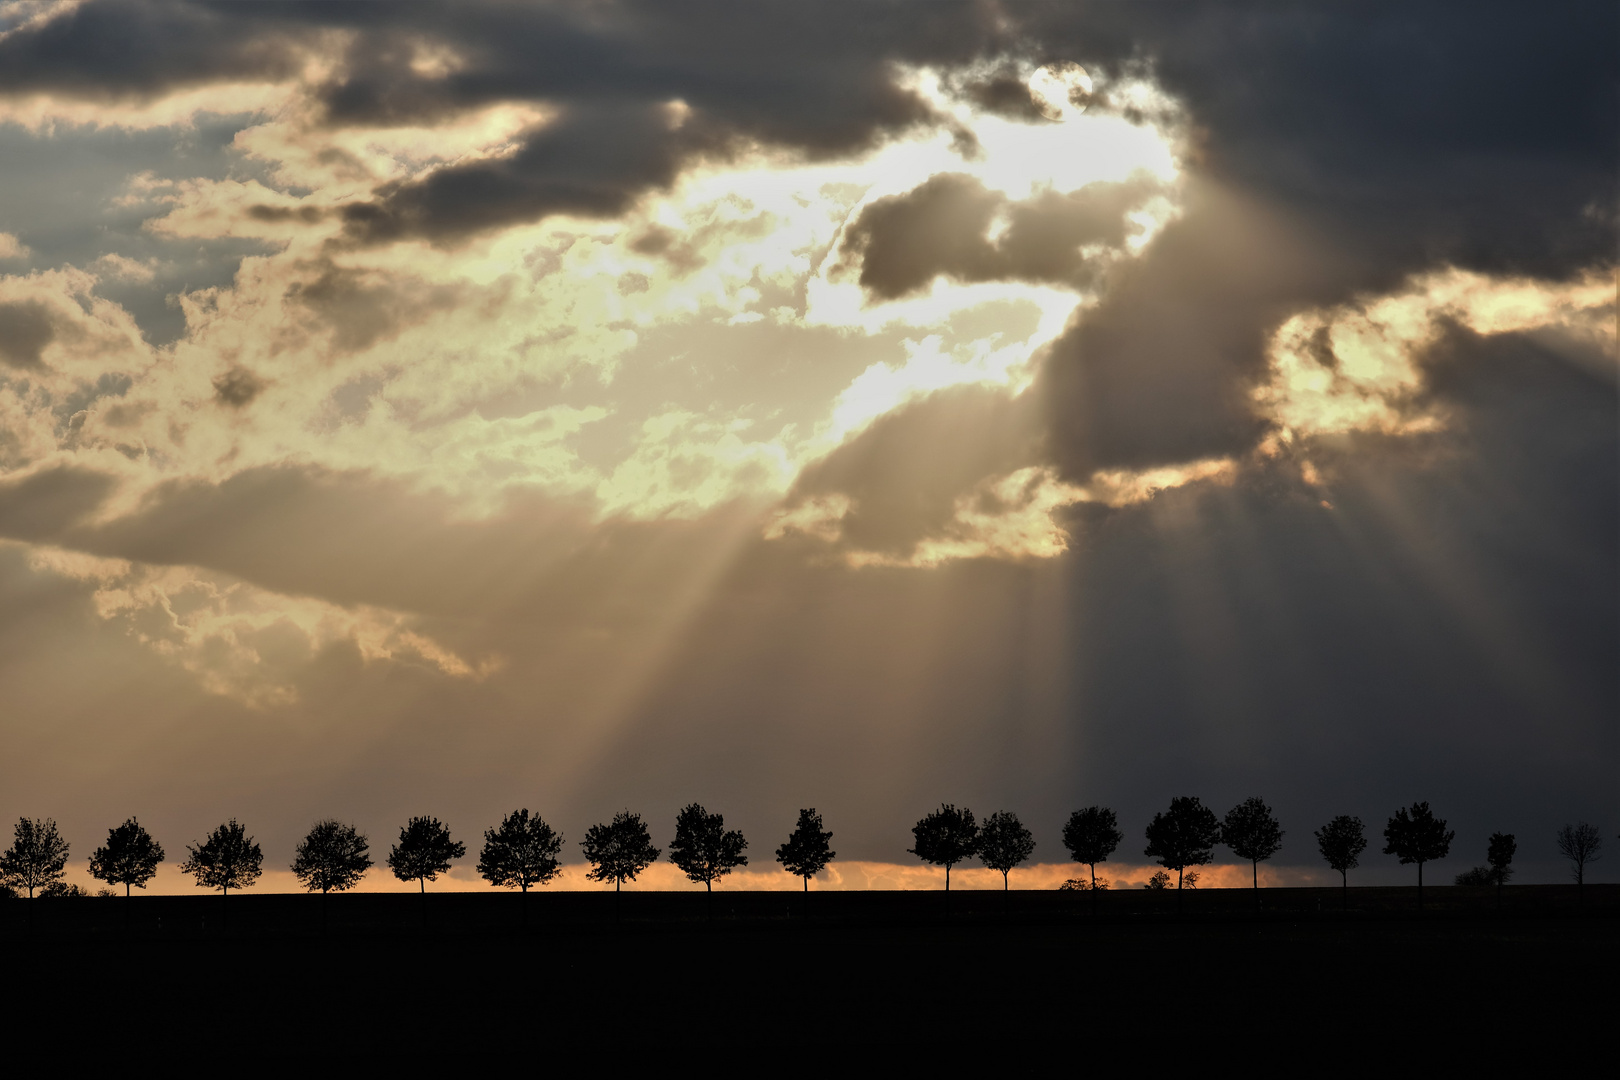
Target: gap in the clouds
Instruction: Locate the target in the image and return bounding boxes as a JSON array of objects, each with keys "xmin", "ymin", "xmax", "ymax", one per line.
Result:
[{"xmin": 0, "ymin": 116, "xmax": 285, "ymax": 346}]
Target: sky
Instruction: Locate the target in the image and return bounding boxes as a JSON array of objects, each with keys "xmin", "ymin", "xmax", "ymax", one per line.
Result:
[{"xmin": 0, "ymin": 0, "xmax": 1614, "ymax": 894}]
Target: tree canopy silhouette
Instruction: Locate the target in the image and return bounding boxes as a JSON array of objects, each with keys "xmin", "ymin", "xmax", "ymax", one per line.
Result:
[
  {"xmin": 1382, "ymin": 802, "xmax": 1454, "ymax": 906},
  {"xmin": 1143, "ymin": 796, "xmax": 1221, "ymax": 899},
  {"xmin": 1315, "ymin": 815, "xmax": 1367, "ymax": 907},
  {"xmin": 1222, "ymin": 797, "xmax": 1284, "ymax": 891},
  {"xmin": 776, "ymin": 808, "xmax": 835, "ymax": 892},
  {"xmin": 977, "ymin": 811, "xmax": 1035, "ymax": 891},
  {"xmin": 581, "ymin": 810, "xmax": 660, "ymax": 893},
  {"xmin": 1486, "ymin": 831, "xmax": 1515, "ymax": 906},
  {"xmin": 1556, "ymin": 822, "xmax": 1602, "ymax": 889},
  {"xmin": 89, "ymin": 818, "xmax": 165, "ymax": 898},
  {"xmin": 477, "ymin": 809, "xmax": 564, "ymax": 893},
  {"xmin": 1062, "ymin": 806, "xmax": 1123, "ymax": 894},
  {"xmin": 668, "ymin": 803, "xmax": 748, "ymax": 898},
  {"xmin": 387, "ymin": 816, "xmax": 465, "ymax": 893},
  {"xmin": 291, "ymin": 820, "xmax": 372, "ymax": 895},
  {"xmin": 0, "ymin": 817, "xmax": 70, "ymax": 900},
  {"xmin": 908, "ymin": 804, "xmax": 978, "ymax": 891},
  {"xmin": 180, "ymin": 820, "xmax": 263, "ymax": 910}
]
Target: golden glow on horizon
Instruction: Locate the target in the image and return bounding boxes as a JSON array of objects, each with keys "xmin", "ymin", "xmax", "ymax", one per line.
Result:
[{"xmin": 48, "ymin": 856, "xmax": 1334, "ymax": 895}]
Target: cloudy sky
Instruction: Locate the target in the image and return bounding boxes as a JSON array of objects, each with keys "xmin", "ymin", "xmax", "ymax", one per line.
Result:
[{"xmin": 0, "ymin": 0, "xmax": 1613, "ymax": 892}]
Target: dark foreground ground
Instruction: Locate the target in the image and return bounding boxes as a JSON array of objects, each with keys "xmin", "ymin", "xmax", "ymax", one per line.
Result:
[{"xmin": 3, "ymin": 884, "xmax": 1613, "ymax": 1062}]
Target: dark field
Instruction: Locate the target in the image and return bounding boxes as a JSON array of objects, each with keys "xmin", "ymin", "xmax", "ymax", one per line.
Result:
[{"xmin": 4, "ymin": 885, "xmax": 1613, "ymax": 1061}]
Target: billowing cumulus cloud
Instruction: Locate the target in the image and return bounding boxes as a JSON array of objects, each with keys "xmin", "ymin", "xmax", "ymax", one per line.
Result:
[{"xmin": 0, "ymin": 1, "xmax": 1613, "ymax": 887}]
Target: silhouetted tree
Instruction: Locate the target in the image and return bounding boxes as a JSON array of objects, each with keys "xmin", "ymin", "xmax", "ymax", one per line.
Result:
[
  {"xmin": 89, "ymin": 818, "xmax": 164, "ymax": 929},
  {"xmin": 1382, "ymin": 802, "xmax": 1454, "ymax": 908},
  {"xmin": 1222, "ymin": 797, "xmax": 1284, "ymax": 893},
  {"xmin": 1556, "ymin": 822, "xmax": 1602, "ymax": 892},
  {"xmin": 387, "ymin": 816, "xmax": 465, "ymax": 894},
  {"xmin": 669, "ymin": 803, "xmax": 747, "ymax": 917},
  {"xmin": 776, "ymin": 808, "xmax": 836, "ymax": 892},
  {"xmin": 908, "ymin": 804, "xmax": 979, "ymax": 893},
  {"xmin": 1315, "ymin": 815, "xmax": 1366, "ymax": 909},
  {"xmin": 89, "ymin": 818, "xmax": 165, "ymax": 898},
  {"xmin": 581, "ymin": 810, "xmax": 661, "ymax": 899},
  {"xmin": 181, "ymin": 819, "xmax": 262, "ymax": 926},
  {"xmin": 1143, "ymin": 796, "xmax": 1221, "ymax": 910},
  {"xmin": 977, "ymin": 811, "xmax": 1036, "ymax": 892},
  {"xmin": 1145, "ymin": 870, "xmax": 1172, "ymax": 890},
  {"xmin": 291, "ymin": 818, "xmax": 372, "ymax": 923},
  {"xmin": 1486, "ymin": 832, "xmax": 1515, "ymax": 907},
  {"xmin": 478, "ymin": 809, "xmax": 564, "ymax": 894},
  {"xmin": 0, "ymin": 818, "xmax": 70, "ymax": 900},
  {"xmin": 1062, "ymin": 806, "xmax": 1122, "ymax": 912}
]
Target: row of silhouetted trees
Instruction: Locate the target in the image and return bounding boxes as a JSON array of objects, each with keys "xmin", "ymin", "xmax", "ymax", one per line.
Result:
[{"xmin": 0, "ymin": 798, "xmax": 1608, "ymax": 904}]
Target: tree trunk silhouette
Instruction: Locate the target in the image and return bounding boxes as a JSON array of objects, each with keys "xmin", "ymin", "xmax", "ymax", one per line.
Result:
[
  {"xmin": 1418, "ymin": 861, "xmax": 1424, "ymax": 910},
  {"xmin": 1340, "ymin": 868, "xmax": 1348, "ymax": 910},
  {"xmin": 1090, "ymin": 863, "xmax": 1099, "ymax": 917}
]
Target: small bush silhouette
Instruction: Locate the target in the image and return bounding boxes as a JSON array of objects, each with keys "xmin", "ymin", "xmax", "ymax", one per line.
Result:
[
  {"xmin": 1145, "ymin": 870, "xmax": 1172, "ymax": 890},
  {"xmin": 1059, "ymin": 877, "xmax": 1110, "ymax": 891},
  {"xmin": 39, "ymin": 881, "xmax": 91, "ymax": 898},
  {"xmin": 1454, "ymin": 866, "xmax": 1493, "ymax": 887}
]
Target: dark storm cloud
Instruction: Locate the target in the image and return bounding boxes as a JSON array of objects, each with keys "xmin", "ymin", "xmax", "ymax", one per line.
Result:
[
  {"xmin": 1, "ymin": 2, "xmax": 1007, "ymax": 242},
  {"xmin": 956, "ymin": 70, "xmax": 1052, "ymax": 123},
  {"xmin": 840, "ymin": 173, "xmax": 1160, "ymax": 299},
  {"xmin": 337, "ymin": 103, "xmax": 733, "ymax": 245},
  {"xmin": 0, "ymin": 0, "xmax": 311, "ymax": 97},
  {"xmin": 1024, "ymin": 1, "xmax": 1618, "ymax": 474}
]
